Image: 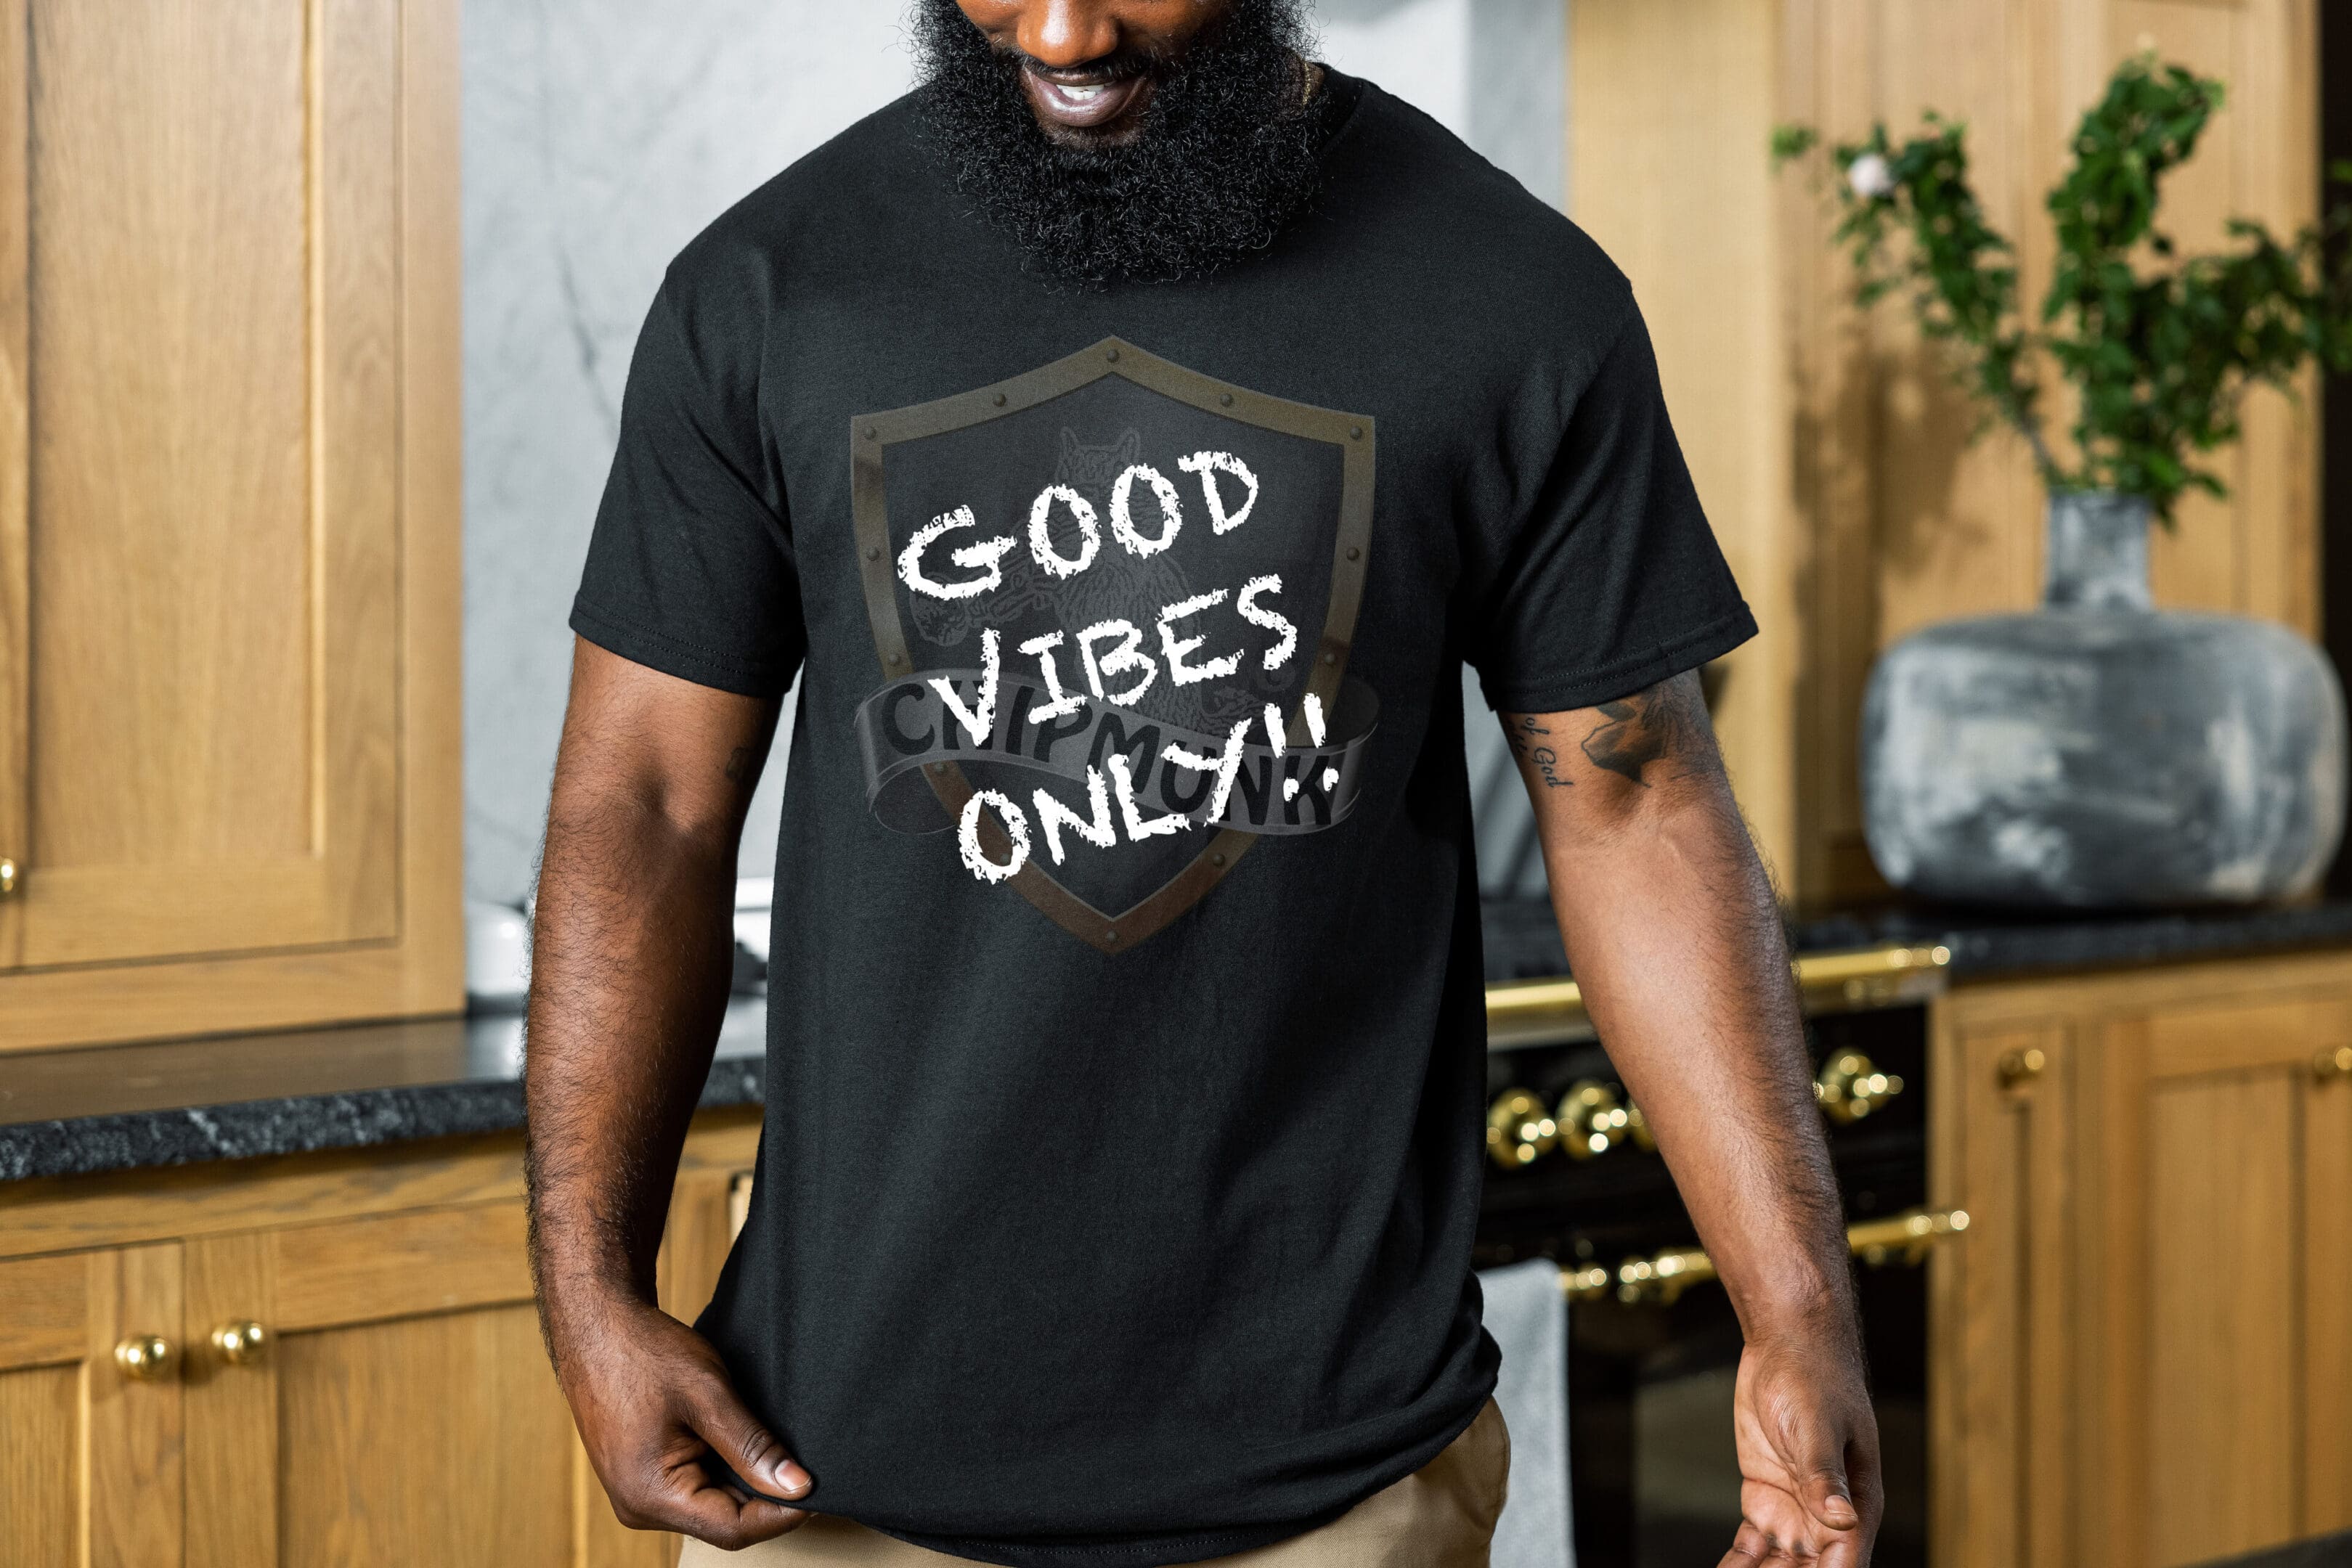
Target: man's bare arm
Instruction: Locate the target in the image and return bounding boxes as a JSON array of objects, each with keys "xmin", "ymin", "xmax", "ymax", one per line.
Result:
[
  {"xmin": 526, "ymin": 637, "xmax": 809, "ymax": 1546},
  {"xmin": 1503, "ymin": 673, "xmax": 1881, "ymax": 1567}
]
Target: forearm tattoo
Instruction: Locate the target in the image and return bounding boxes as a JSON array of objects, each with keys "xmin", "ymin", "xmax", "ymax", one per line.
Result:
[
  {"xmin": 1503, "ymin": 714, "xmax": 1574, "ymax": 788},
  {"xmin": 1579, "ymin": 674, "xmax": 1707, "ymax": 786}
]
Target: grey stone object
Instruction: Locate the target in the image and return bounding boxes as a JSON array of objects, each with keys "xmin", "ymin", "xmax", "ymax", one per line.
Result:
[{"xmin": 1863, "ymin": 492, "xmax": 2348, "ymax": 909}]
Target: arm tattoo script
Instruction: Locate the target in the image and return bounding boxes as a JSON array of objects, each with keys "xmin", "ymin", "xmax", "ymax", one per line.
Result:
[
  {"xmin": 723, "ymin": 746, "xmax": 756, "ymax": 785},
  {"xmin": 1580, "ymin": 675, "xmax": 1707, "ymax": 786},
  {"xmin": 1503, "ymin": 714, "xmax": 1575, "ymax": 788}
]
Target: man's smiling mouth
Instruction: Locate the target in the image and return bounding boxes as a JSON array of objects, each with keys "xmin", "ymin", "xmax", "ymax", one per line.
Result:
[{"xmin": 1022, "ymin": 67, "xmax": 1153, "ymax": 131}]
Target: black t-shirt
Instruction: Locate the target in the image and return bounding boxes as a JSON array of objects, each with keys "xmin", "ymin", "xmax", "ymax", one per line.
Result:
[{"xmin": 572, "ymin": 73, "xmax": 1752, "ymax": 1568}]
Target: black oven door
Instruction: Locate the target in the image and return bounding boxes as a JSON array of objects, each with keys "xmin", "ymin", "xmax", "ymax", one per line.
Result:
[{"xmin": 1476, "ymin": 1003, "xmax": 1933, "ymax": 1567}]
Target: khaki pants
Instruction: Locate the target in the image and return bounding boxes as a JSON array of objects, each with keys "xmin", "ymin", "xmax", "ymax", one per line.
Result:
[{"xmin": 680, "ymin": 1398, "xmax": 1510, "ymax": 1568}]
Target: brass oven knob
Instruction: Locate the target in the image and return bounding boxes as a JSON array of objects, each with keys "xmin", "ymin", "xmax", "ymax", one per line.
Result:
[
  {"xmin": 1558, "ymin": 1079, "xmax": 1631, "ymax": 1159},
  {"xmin": 1815, "ymin": 1051, "xmax": 1904, "ymax": 1124},
  {"xmin": 0, "ymin": 857, "xmax": 17, "ymax": 897},
  {"xmin": 1486, "ymin": 1088, "xmax": 1558, "ymax": 1169},
  {"xmin": 1997, "ymin": 1047, "xmax": 2048, "ymax": 1090},
  {"xmin": 211, "ymin": 1320, "xmax": 270, "ymax": 1366},
  {"xmin": 113, "ymin": 1334, "xmax": 176, "ymax": 1382}
]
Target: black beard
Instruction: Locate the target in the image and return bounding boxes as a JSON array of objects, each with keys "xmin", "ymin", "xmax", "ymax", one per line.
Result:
[{"xmin": 911, "ymin": 0, "xmax": 1333, "ymax": 288}]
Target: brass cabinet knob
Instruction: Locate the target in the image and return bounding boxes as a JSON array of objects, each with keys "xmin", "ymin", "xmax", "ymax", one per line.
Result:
[
  {"xmin": 1997, "ymin": 1047, "xmax": 2048, "ymax": 1090},
  {"xmin": 211, "ymin": 1320, "xmax": 270, "ymax": 1366},
  {"xmin": 1815, "ymin": 1050, "xmax": 1905, "ymax": 1124},
  {"xmin": 2316, "ymin": 1047, "xmax": 2352, "ymax": 1082},
  {"xmin": 1558, "ymin": 1079, "xmax": 1632, "ymax": 1159},
  {"xmin": 1486, "ymin": 1088, "xmax": 1558, "ymax": 1169},
  {"xmin": 113, "ymin": 1334, "xmax": 176, "ymax": 1382},
  {"xmin": 0, "ymin": 857, "xmax": 17, "ymax": 897}
]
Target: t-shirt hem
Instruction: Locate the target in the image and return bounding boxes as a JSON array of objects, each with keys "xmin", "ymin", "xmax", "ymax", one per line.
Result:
[
  {"xmin": 1478, "ymin": 602, "xmax": 1757, "ymax": 714},
  {"xmin": 867, "ymin": 1510, "xmax": 1345, "ymax": 1567},
  {"xmin": 569, "ymin": 597, "xmax": 794, "ymax": 698},
  {"xmin": 857, "ymin": 1384, "xmax": 1497, "ymax": 1568}
]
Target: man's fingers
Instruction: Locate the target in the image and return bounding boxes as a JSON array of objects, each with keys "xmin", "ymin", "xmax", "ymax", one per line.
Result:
[
  {"xmin": 1815, "ymin": 1530, "xmax": 1872, "ymax": 1568},
  {"xmin": 1719, "ymin": 1521, "xmax": 1778, "ymax": 1566},
  {"xmin": 658, "ymin": 1473, "xmax": 806, "ymax": 1550},
  {"xmin": 688, "ymin": 1384, "xmax": 813, "ymax": 1502}
]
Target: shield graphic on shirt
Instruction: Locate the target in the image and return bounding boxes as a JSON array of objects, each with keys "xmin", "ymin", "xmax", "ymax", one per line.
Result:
[{"xmin": 850, "ymin": 337, "xmax": 1378, "ymax": 953}]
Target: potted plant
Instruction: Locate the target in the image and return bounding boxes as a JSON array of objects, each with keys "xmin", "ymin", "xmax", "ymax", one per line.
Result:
[{"xmin": 1777, "ymin": 57, "xmax": 2352, "ymax": 907}]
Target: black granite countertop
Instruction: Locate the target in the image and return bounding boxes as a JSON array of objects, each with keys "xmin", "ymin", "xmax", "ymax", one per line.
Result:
[
  {"xmin": 1479, "ymin": 895, "xmax": 2352, "ymax": 984},
  {"xmin": 9, "ymin": 899, "xmax": 2352, "ymax": 1187},
  {"xmin": 0, "ymin": 1000, "xmax": 767, "ymax": 1185}
]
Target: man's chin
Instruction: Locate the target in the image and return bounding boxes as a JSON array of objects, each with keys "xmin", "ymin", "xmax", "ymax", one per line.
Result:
[{"xmin": 913, "ymin": 0, "xmax": 1327, "ymax": 286}]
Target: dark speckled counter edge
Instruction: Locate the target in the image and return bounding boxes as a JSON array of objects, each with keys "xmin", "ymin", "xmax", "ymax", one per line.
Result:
[
  {"xmin": 14, "ymin": 901, "xmax": 2352, "ymax": 1188},
  {"xmin": 1481, "ymin": 897, "xmax": 2352, "ymax": 987},
  {"xmin": 0, "ymin": 1057, "xmax": 765, "ymax": 1187},
  {"xmin": 1921, "ymin": 902, "xmax": 2352, "ymax": 979}
]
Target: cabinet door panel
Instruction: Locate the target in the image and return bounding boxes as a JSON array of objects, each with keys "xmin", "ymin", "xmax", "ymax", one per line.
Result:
[
  {"xmin": 2145, "ymin": 1071, "xmax": 2299, "ymax": 1561},
  {"xmin": 1932, "ymin": 1018, "xmax": 2078, "ymax": 1568},
  {"xmin": 277, "ymin": 1306, "xmax": 575, "ymax": 1567},
  {"xmin": 0, "ymin": 1363, "xmax": 78, "ymax": 1568},
  {"xmin": 2309, "ymin": 1062, "xmax": 2352, "ymax": 1531},
  {"xmin": 189, "ymin": 1205, "xmax": 605, "ymax": 1568},
  {"xmin": 0, "ymin": 1244, "xmax": 185, "ymax": 1568},
  {"xmin": 2117, "ymin": 992, "xmax": 2352, "ymax": 1567},
  {"xmin": 2, "ymin": 0, "xmax": 400, "ymax": 973}
]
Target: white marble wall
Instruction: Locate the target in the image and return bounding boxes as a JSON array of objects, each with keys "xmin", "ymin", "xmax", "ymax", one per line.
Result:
[
  {"xmin": 463, "ymin": 2, "xmax": 916, "ymax": 903},
  {"xmin": 462, "ymin": 0, "xmax": 1568, "ymax": 905},
  {"xmin": 1319, "ymin": 0, "xmax": 1566, "ymax": 208}
]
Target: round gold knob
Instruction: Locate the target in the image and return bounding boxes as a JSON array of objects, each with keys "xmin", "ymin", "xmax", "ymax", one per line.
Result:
[
  {"xmin": 1816, "ymin": 1050, "xmax": 1905, "ymax": 1124},
  {"xmin": 1486, "ymin": 1088, "xmax": 1558, "ymax": 1169},
  {"xmin": 211, "ymin": 1320, "xmax": 269, "ymax": 1366},
  {"xmin": 1558, "ymin": 1079, "xmax": 1631, "ymax": 1160},
  {"xmin": 113, "ymin": 1334, "xmax": 176, "ymax": 1382},
  {"xmin": 0, "ymin": 857, "xmax": 17, "ymax": 897},
  {"xmin": 1997, "ymin": 1047, "xmax": 2048, "ymax": 1090},
  {"xmin": 2315, "ymin": 1047, "xmax": 2352, "ymax": 1082}
]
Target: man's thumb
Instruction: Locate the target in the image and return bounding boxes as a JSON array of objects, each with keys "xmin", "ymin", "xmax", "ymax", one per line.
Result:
[
  {"xmin": 1800, "ymin": 1450, "xmax": 1861, "ymax": 1531},
  {"xmin": 693, "ymin": 1387, "xmax": 811, "ymax": 1501}
]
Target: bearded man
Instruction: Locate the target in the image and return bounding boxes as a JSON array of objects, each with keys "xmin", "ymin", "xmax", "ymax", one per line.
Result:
[{"xmin": 526, "ymin": 2, "xmax": 1883, "ymax": 1564}]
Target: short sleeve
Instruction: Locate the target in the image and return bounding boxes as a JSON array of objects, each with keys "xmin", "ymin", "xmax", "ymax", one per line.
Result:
[
  {"xmin": 569, "ymin": 276, "xmax": 805, "ymax": 698},
  {"xmin": 1465, "ymin": 304, "xmax": 1755, "ymax": 714}
]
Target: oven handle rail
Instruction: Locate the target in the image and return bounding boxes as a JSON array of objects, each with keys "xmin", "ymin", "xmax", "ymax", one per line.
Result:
[
  {"xmin": 1558, "ymin": 1206, "xmax": 1971, "ymax": 1306},
  {"xmin": 1486, "ymin": 942, "xmax": 1955, "ymax": 1051}
]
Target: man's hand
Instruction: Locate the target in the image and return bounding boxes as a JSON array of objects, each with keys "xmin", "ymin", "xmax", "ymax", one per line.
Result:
[
  {"xmin": 526, "ymin": 640, "xmax": 801, "ymax": 1545},
  {"xmin": 558, "ymin": 1292, "xmax": 812, "ymax": 1547},
  {"xmin": 1503, "ymin": 671, "xmax": 1880, "ymax": 1566},
  {"xmin": 1725, "ymin": 1335, "xmax": 1882, "ymax": 1564}
]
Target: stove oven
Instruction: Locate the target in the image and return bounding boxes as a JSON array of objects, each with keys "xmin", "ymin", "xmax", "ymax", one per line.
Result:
[{"xmin": 1475, "ymin": 936, "xmax": 1955, "ymax": 1567}]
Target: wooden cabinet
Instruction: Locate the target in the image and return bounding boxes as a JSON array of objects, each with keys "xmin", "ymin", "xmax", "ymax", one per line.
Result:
[
  {"xmin": 0, "ymin": 0, "xmax": 464, "ymax": 1049},
  {"xmin": 0, "ymin": 1244, "xmax": 186, "ymax": 1568},
  {"xmin": 1931, "ymin": 952, "xmax": 2352, "ymax": 1567},
  {"xmin": 0, "ymin": 1112, "xmax": 758, "ymax": 1568},
  {"xmin": 182, "ymin": 1206, "xmax": 576, "ymax": 1565}
]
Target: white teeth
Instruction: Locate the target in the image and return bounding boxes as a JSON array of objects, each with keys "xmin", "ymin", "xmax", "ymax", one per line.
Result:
[{"xmin": 1062, "ymin": 84, "xmax": 1106, "ymax": 102}]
